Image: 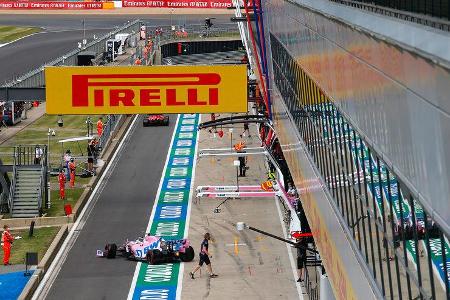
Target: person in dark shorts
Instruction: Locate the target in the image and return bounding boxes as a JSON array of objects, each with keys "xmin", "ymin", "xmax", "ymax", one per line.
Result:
[
  {"xmin": 87, "ymin": 139, "xmax": 95, "ymax": 174},
  {"xmin": 296, "ymin": 237, "xmax": 307, "ymax": 282},
  {"xmin": 189, "ymin": 232, "xmax": 218, "ymax": 279}
]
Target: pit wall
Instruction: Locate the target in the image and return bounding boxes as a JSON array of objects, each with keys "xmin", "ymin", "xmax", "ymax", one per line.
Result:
[{"xmin": 0, "ymin": 0, "xmax": 232, "ymax": 10}]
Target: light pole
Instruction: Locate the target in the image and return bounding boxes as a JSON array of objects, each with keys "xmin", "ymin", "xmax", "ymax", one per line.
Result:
[
  {"xmin": 47, "ymin": 128, "xmax": 55, "ymax": 169},
  {"xmin": 233, "ymin": 160, "xmax": 240, "ymax": 192},
  {"xmin": 82, "ymin": 19, "xmax": 86, "ymax": 44},
  {"xmin": 229, "ymin": 128, "xmax": 233, "ymax": 149},
  {"xmin": 47, "ymin": 128, "xmax": 55, "ymax": 210},
  {"xmin": 86, "ymin": 117, "xmax": 92, "ymax": 136}
]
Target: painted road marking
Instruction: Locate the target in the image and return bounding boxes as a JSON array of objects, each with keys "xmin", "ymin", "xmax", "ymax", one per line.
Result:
[
  {"xmin": 275, "ymin": 194, "xmax": 304, "ymax": 299},
  {"xmin": 127, "ymin": 114, "xmax": 200, "ymax": 300}
]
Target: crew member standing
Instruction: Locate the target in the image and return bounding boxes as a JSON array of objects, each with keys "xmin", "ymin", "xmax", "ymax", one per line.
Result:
[
  {"xmin": 189, "ymin": 233, "xmax": 218, "ymax": 279},
  {"xmin": 87, "ymin": 139, "xmax": 95, "ymax": 174},
  {"xmin": 2, "ymin": 225, "xmax": 14, "ymax": 265},
  {"xmin": 296, "ymin": 237, "xmax": 308, "ymax": 282},
  {"xmin": 58, "ymin": 169, "xmax": 66, "ymax": 200},
  {"xmin": 64, "ymin": 150, "xmax": 71, "ymax": 181},
  {"xmin": 97, "ymin": 117, "xmax": 104, "ymax": 137},
  {"xmin": 238, "ymin": 152, "xmax": 247, "ymax": 177},
  {"xmin": 68, "ymin": 158, "xmax": 76, "ymax": 188},
  {"xmin": 34, "ymin": 146, "xmax": 43, "ymax": 165}
]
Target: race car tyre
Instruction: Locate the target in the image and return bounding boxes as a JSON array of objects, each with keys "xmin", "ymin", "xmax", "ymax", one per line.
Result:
[
  {"xmin": 147, "ymin": 249, "xmax": 162, "ymax": 264},
  {"xmin": 106, "ymin": 243, "xmax": 117, "ymax": 259},
  {"xmin": 180, "ymin": 246, "xmax": 195, "ymax": 262}
]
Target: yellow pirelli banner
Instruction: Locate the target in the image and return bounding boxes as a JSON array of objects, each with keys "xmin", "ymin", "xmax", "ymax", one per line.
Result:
[{"xmin": 45, "ymin": 65, "xmax": 247, "ymax": 115}]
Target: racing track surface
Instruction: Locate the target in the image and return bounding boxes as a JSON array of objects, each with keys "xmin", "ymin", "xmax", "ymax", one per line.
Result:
[
  {"xmin": 0, "ymin": 29, "xmax": 110, "ymax": 84},
  {"xmin": 0, "ymin": 14, "xmax": 232, "ymax": 84},
  {"xmin": 45, "ymin": 116, "xmax": 176, "ymax": 300}
]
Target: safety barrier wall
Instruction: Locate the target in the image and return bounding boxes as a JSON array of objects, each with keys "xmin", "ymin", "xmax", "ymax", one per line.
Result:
[
  {"xmin": 122, "ymin": 0, "xmax": 232, "ymax": 8},
  {"xmin": 0, "ymin": 1, "xmax": 111, "ymax": 9},
  {"xmin": 0, "ymin": 0, "xmax": 232, "ymax": 9}
]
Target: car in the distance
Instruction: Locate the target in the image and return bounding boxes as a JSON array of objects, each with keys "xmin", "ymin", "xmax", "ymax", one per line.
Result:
[{"xmin": 143, "ymin": 114, "xmax": 169, "ymax": 126}]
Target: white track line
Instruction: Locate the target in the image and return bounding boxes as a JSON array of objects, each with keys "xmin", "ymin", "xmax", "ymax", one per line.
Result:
[
  {"xmin": 0, "ymin": 32, "xmax": 40, "ymax": 48},
  {"xmin": 275, "ymin": 197, "xmax": 304, "ymax": 299},
  {"xmin": 126, "ymin": 114, "xmax": 181, "ymax": 300},
  {"xmin": 32, "ymin": 115, "xmax": 139, "ymax": 300},
  {"xmin": 176, "ymin": 114, "xmax": 201, "ymax": 300}
]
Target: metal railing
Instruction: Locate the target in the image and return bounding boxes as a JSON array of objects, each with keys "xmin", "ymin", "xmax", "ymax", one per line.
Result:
[
  {"xmin": 98, "ymin": 114, "xmax": 122, "ymax": 151},
  {"xmin": 144, "ymin": 22, "xmax": 238, "ymax": 40},
  {"xmin": 7, "ymin": 156, "xmax": 16, "ymax": 214},
  {"xmin": 271, "ymin": 33, "xmax": 450, "ymax": 299},
  {"xmin": 8, "ymin": 145, "xmax": 47, "ymax": 214},
  {"xmin": 329, "ymin": 0, "xmax": 450, "ymax": 32},
  {"xmin": 3, "ymin": 19, "xmax": 142, "ymax": 88}
]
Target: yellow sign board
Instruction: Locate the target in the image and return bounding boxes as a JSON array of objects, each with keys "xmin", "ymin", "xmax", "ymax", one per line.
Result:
[{"xmin": 45, "ymin": 65, "xmax": 247, "ymax": 114}]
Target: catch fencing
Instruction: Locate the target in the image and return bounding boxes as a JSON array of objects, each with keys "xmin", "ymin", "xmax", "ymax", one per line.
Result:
[{"xmin": 2, "ymin": 19, "xmax": 142, "ymax": 87}]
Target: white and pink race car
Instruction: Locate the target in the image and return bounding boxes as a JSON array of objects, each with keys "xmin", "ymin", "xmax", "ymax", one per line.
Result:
[{"xmin": 97, "ymin": 235, "xmax": 195, "ymax": 264}]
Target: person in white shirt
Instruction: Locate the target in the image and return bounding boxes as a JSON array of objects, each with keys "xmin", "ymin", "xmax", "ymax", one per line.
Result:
[
  {"xmin": 63, "ymin": 150, "xmax": 72, "ymax": 180},
  {"xmin": 34, "ymin": 146, "xmax": 43, "ymax": 165}
]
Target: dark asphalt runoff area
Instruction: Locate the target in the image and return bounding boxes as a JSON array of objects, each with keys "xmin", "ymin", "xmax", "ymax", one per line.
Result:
[{"xmin": 46, "ymin": 116, "xmax": 176, "ymax": 300}]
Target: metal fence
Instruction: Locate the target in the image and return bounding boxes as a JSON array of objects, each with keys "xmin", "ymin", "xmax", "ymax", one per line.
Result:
[
  {"xmin": 329, "ymin": 0, "xmax": 450, "ymax": 31},
  {"xmin": 271, "ymin": 33, "xmax": 450, "ymax": 299},
  {"xmin": 98, "ymin": 114, "xmax": 122, "ymax": 150},
  {"xmin": 3, "ymin": 19, "xmax": 142, "ymax": 88}
]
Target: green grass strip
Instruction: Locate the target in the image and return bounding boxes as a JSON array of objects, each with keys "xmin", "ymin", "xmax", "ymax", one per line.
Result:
[{"xmin": 0, "ymin": 26, "xmax": 41, "ymax": 43}]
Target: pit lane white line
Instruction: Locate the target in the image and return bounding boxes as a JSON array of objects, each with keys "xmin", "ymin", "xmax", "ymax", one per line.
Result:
[
  {"xmin": 32, "ymin": 115, "xmax": 139, "ymax": 300},
  {"xmin": 275, "ymin": 191, "xmax": 304, "ymax": 299}
]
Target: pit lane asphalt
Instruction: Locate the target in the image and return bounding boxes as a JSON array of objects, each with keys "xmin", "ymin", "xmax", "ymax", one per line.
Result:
[{"xmin": 44, "ymin": 116, "xmax": 176, "ymax": 299}]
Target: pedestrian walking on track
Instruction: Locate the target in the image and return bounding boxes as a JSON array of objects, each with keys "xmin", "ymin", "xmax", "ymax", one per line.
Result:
[{"xmin": 189, "ymin": 233, "xmax": 218, "ymax": 279}]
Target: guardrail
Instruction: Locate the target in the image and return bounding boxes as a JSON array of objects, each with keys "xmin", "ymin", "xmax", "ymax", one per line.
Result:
[
  {"xmin": 98, "ymin": 114, "xmax": 122, "ymax": 151},
  {"xmin": 3, "ymin": 19, "xmax": 142, "ymax": 87},
  {"xmin": 329, "ymin": 0, "xmax": 450, "ymax": 32},
  {"xmin": 7, "ymin": 156, "xmax": 16, "ymax": 214}
]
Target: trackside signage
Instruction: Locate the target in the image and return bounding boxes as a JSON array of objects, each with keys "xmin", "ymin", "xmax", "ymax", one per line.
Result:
[
  {"xmin": 128, "ymin": 114, "xmax": 199, "ymax": 300},
  {"xmin": 45, "ymin": 66, "xmax": 247, "ymax": 114}
]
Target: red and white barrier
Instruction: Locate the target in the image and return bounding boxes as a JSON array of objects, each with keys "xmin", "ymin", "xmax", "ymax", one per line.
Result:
[
  {"xmin": 122, "ymin": 0, "xmax": 232, "ymax": 8},
  {"xmin": 0, "ymin": 1, "xmax": 105, "ymax": 9}
]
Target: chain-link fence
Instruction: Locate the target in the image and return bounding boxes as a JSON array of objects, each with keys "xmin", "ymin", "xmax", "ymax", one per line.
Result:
[
  {"xmin": 98, "ymin": 114, "xmax": 122, "ymax": 150},
  {"xmin": 3, "ymin": 19, "xmax": 142, "ymax": 88}
]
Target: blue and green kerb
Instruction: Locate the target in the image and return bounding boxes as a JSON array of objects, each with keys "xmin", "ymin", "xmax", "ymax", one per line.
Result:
[{"xmin": 130, "ymin": 114, "xmax": 199, "ymax": 300}]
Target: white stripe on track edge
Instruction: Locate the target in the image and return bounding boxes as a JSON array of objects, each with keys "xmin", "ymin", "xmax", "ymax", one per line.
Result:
[
  {"xmin": 175, "ymin": 114, "xmax": 201, "ymax": 300},
  {"xmin": 275, "ymin": 197, "xmax": 304, "ymax": 300},
  {"xmin": 32, "ymin": 115, "xmax": 139, "ymax": 300},
  {"xmin": 126, "ymin": 114, "xmax": 181, "ymax": 300}
]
